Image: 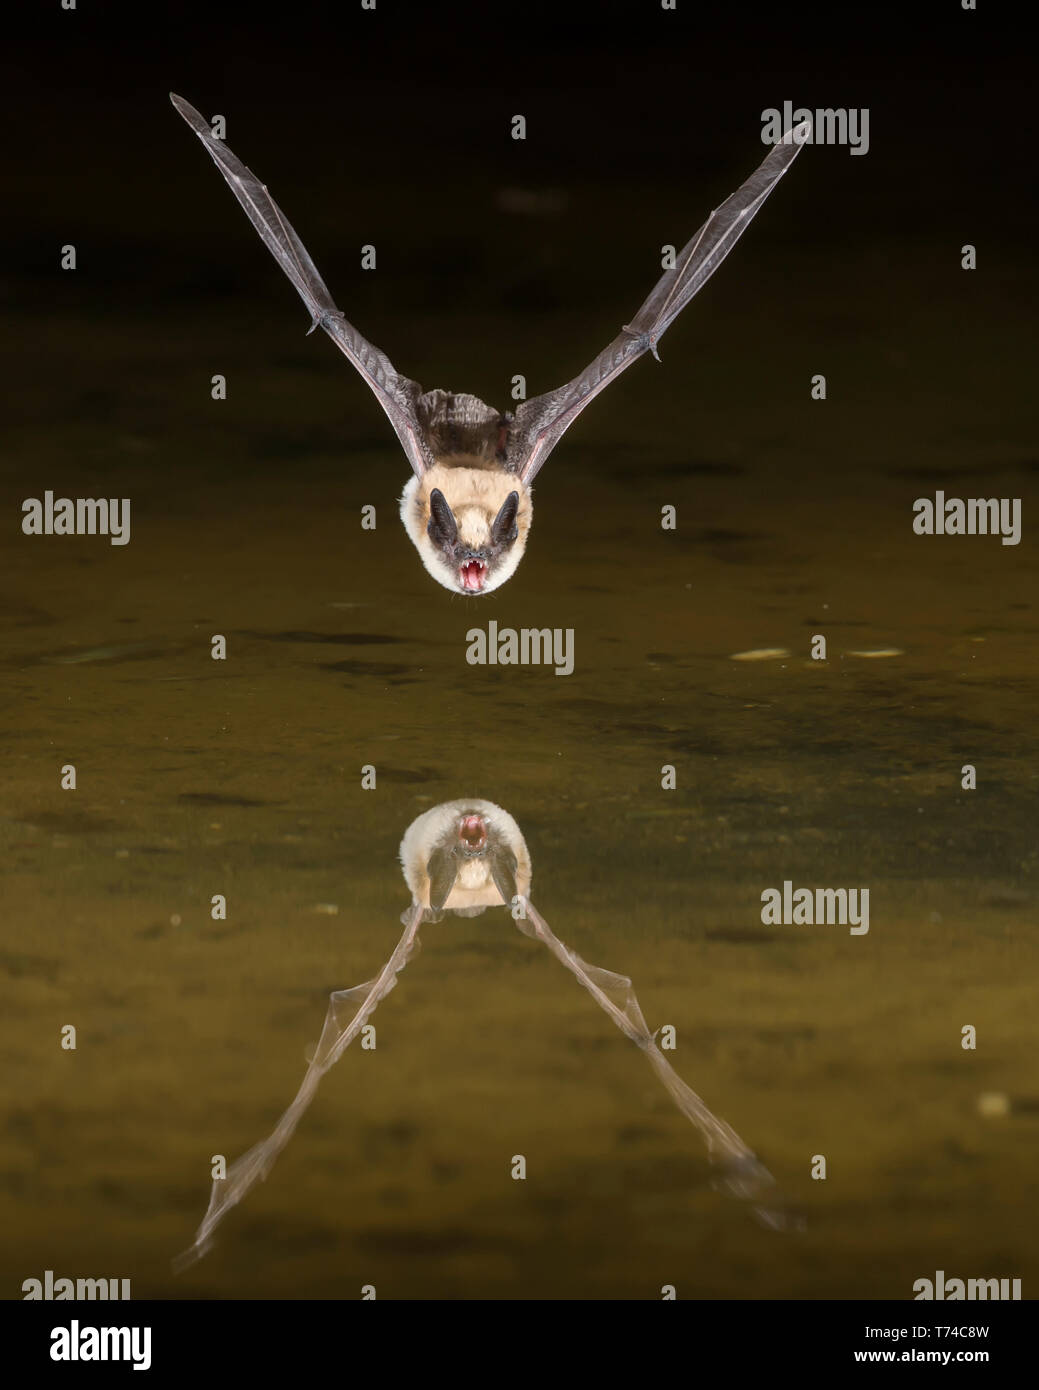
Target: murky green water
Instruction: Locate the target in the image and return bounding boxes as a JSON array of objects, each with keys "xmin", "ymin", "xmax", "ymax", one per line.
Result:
[{"xmin": 2, "ymin": 163, "xmax": 1036, "ymax": 1300}]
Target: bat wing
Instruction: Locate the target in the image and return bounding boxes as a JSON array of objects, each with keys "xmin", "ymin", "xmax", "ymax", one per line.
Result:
[
  {"xmin": 508, "ymin": 121, "xmax": 811, "ymax": 485},
  {"xmin": 174, "ymin": 902, "xmax": 427, "ymax": 1270},
  {"xmin": 520, "ymin": 897, "xmax": 799, "ymax": 1230},
  {"xmin": 170, "ymin": 94, "xmax": 432, "ymax": 478}
]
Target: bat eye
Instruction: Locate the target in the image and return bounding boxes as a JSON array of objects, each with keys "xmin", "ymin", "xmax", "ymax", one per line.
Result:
[
  {"xmin": 428, "ymin": 488, "xmax": 458, "ymax": 547},
  {"xmin": 491, "ymin": 491, "xmax": 519, "ymax": 547}
]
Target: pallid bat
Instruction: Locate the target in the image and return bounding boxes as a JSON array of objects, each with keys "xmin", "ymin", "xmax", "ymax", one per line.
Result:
[
  {"xmin": 171, "ymin": 95, "xmax": 810, "ymax": 594},
  {"xmin": 175, "ymin": 799, "xmax": 796, "ymax": 1271}
]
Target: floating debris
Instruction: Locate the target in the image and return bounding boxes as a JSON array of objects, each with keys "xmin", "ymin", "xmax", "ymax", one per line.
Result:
[
  {"xmin": 730, "ymin": 647, "xmax": 790, "ymax": 662},
  {"xmin": 42, "ymin": 641, "xmax": 164, "ymax": 665},
  {"xmin": 846, "ymin": 647, "xmax": 904, "ymax": 658},
  {"xmin": 313, "ymin": 903, "xmax": 340, "ymax": 916},
  {"xmin": 977, "ymin": 1092, "xmax": 1010, "ymax": 1118}
]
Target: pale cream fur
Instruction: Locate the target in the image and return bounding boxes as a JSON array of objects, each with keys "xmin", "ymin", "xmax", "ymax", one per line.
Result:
[
  {"xmin": 399, "ymin": 457, "xmax": 533, "ymax": 594},
  {"xmin": 398, "ymin": 799, "xmax": 532, "ymax": 913}
]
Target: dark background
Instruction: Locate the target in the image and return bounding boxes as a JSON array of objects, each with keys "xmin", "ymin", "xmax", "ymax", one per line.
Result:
[
  {"xmin": 6, "ymin": 0, "xmax": 1031, "ymax": 369},
  {"xmin": 4, "ymin": 0, "xmax": 1032, "ymax": 520},
  {"xmin": 3, "ymin": 0, "xmax": 1038, "ymax": 1303}
]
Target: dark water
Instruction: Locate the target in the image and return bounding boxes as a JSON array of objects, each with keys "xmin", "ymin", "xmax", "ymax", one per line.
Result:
[
  {"xmin": 4, "ymin": 259, "xmax": 1036, "ymax": 1298},
  {"xmin": 2, "ymin": 16, "xmax": 1036, "ymax": 1300}
]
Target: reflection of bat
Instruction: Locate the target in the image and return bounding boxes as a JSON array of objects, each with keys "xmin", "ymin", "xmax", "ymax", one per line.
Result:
[
  {"xmin": 171, "ymin": 95, "xmax": 810, "ymax": 595},
  {"xmin": 398, "ymin": 797, "xmax": 531, "ymax": 916},
  {"xmin": 175, "ymin": 800, "xmax": 796, "ymax": 1270}
]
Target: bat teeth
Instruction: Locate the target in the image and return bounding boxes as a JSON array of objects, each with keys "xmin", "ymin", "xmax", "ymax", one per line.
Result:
[{"xmin": 458, "ymin": 559, "xmax": 488, "ymax": 592}]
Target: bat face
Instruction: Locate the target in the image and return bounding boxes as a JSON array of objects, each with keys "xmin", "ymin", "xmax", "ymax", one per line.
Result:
[
  {"xmin": 398, "ymin": 798, "xmax": 532, "ymax": 914},
  {"xmin": 399, "ymin": 465, "xmax": 532, "ymax": 595}
]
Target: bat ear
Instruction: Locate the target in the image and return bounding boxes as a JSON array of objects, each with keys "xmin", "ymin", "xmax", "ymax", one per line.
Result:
[
  {"xmin": 489, "ymin": 846, "xmax": 518, "ymax": 907},
  {"xmin": 428, "ymin": 488, "xmax": 458, "ymax": 546},
  {"xmin": 491, "ymin": 491, "xmax": 520, "ymax": 546},
  {"xmin": 427, "ymin": 845, "xmax": 459, "ymax": 911}
]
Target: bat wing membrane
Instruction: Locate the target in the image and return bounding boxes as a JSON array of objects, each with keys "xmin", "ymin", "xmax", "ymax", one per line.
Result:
[
  {"xmin": 509, "ymin": 121, "xmax": 811, "ymax": 485},
  {"xmin": 170, "ymin": 94, "xmax": 431, "ymax": 478}
]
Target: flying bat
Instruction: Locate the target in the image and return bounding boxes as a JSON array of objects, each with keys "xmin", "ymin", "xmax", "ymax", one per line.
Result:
[
  {"xmin": 171, "ymin": 94, "xmax": 809, "ymax": 595},
  {"xmin": 174, "ymin": 799, "xmax": 798, "ymax": 1271}
]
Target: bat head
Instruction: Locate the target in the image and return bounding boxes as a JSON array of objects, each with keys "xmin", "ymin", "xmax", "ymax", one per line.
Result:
[
  {"xmin": 398, "ymin": 798, "xmax": 532, "ymax": 918},
  {"xmin": 400, "ymin": 466, "xmax": 532, "ymax": 595}
]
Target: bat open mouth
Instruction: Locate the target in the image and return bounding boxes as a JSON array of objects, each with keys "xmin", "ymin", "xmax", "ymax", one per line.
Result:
[
  {"xmin": 459, "ymin": 559, "xmax": 488, "ymax": 592},
  {"xmin": 459, "ymin": 814, "xmax": 488, "ymax": 852}
]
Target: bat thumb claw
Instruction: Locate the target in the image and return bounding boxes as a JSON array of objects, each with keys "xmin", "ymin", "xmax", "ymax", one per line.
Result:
[{"xmin": 650, "ymin": 342, "xmax": 662, "ymax": 364}]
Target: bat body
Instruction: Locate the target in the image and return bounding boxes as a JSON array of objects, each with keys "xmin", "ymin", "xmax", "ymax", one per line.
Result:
[
  {"xmin": 398, "ymin": 797, "xmax": 531, "ymax": 915},
  {"xmin": 175, "ymin": 799, "xmax": 796, "ymax": 1270},
  {"xmin": 171, "ymin": 94, "xmax": 809, "ymax": 594}
]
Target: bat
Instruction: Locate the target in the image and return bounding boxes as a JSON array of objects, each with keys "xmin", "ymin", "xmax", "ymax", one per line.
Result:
[
  {"xmin": 170, "ymin": 95, "xmax": 811, "ymax": 594},
  {"xmin": 174, "ymin": 799, "xmax": 798, "ymax": 1271}
]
